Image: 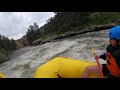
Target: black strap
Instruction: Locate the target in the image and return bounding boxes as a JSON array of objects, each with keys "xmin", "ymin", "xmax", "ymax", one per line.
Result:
[
  {"xmin": 57, "ymin": 74, "xmax": 62, "ymax": 78},
  {"xmin": 115, "ymin": 39, "xmax": 119, "ymax": 47}
]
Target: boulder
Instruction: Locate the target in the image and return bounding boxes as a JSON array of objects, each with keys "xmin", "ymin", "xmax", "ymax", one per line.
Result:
[{"xmin": 32, "ymin": 39, "xmax": 42, "ymax": 45}]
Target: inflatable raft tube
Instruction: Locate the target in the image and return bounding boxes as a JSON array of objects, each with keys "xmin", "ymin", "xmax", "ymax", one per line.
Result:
[
  {"xmin": 34, "ymin": 57, "xmax": 101, "ymax": 78},
  {"xmin": 0, "ymin": 72, "xmax": 7, "ymax": 78}
]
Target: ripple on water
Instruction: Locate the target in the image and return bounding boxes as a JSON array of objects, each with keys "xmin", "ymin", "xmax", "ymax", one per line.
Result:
[{"xmin": 0, "ymin": 30, "xmax": 109, "ymax": 78}]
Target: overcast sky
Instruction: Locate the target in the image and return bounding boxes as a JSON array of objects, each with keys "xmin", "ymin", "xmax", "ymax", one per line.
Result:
[{"xmin": 0, "ymin": 12, "xmax": 55, "ymax": 40}]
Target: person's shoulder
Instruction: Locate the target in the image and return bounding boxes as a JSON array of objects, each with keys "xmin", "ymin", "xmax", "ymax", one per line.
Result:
[
  {"xmin": 114, "ymin": 48, "xmax": 120, "ymax": 55},
  {"xmin": 106, "ymin": 44, "xmax": 113, "ymax": 53}
]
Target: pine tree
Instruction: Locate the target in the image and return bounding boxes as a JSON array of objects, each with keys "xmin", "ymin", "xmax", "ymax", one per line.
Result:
[
  {"xmin": 26, "ymin": 22, "xmax": 40, "ymax": 45},
  {"xmin": 10, "ymin": 39, "xmax": 17, "ymax": 50}
]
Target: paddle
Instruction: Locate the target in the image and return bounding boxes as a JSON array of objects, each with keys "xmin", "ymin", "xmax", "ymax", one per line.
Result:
[{"xmin": 91, "ymin": 47, "xmax": 104, "ymax": 78}]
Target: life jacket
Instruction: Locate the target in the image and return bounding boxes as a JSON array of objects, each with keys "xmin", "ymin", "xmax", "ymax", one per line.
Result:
[{"xmin": 106, "ymin": 52, "xmax": 120, "ymax": 77}]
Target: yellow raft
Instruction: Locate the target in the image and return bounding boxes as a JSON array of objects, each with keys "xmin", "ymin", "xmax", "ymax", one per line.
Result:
[
  {"xmin": 34, "ymin": 57, "xmax": 101, "ymax": 78},
  {"xmin": 0, "ymin": 72, "xmax": 6, "ymax": 78}
]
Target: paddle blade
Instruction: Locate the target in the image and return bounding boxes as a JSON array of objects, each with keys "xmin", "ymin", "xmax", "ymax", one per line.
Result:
[{"xmin": 91, "ymin": 47, "xmax": 95, "ymax": 54}]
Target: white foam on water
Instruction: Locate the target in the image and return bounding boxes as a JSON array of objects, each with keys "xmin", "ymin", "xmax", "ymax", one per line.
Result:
[{"xmin": 0, "ymin": 29, "xmax": 109, "ymax": 78}]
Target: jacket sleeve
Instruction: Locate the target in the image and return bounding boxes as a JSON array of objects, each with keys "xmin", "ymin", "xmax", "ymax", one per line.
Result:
[
  {"xmin": 114, "ymin": 55, "xmax": 120, "ymax": 68},
  {"xmin": 100, "ymin": 53, "xmax": 106, "ymax": 60}
]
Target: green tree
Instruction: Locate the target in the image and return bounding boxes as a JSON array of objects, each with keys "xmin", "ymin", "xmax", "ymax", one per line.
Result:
[
  {"xmin": 26, "ymin": 22, "xmax": 40, "ymax": 45},
  {"xmin": 10, "ymin": 39, "xmax": 17, "ymax": 50}
]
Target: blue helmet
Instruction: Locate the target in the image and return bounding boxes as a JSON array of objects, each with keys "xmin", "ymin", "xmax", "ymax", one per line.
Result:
[{"xmin": 109, "ymin": 25, "xmax": 120, "ymax": 40}]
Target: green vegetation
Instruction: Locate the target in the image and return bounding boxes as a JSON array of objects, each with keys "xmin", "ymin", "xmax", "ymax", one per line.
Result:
[
  {"xmin": 26, "ymin": 22, "xmax": 41, "ymax": 45},
  {"xmin": 88, "ymin": 12, "xmax": 120, "ymax": 25},
  {"xmin": 26, "ymin": 12, "xmax": 120, "ymax": 45},
  {"xmin": 0, "ymin": 34, "xmax": 17, "ymax": 63}
]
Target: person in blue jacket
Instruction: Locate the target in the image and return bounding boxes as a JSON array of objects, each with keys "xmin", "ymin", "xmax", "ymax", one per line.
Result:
[{"xmin": 82, "ymin": 25, "xmax": 120, "ymax": 78}]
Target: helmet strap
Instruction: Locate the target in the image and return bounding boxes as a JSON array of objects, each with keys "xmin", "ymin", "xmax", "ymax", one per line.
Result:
[{"xmin": 115, "ymin": 39, "xmax": 120, "ymax": 48}]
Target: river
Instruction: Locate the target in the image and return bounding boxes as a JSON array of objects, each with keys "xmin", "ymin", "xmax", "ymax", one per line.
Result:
[{"xmin": 0, "ymin": 29, "xmax": 109, "ymax": 78}]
